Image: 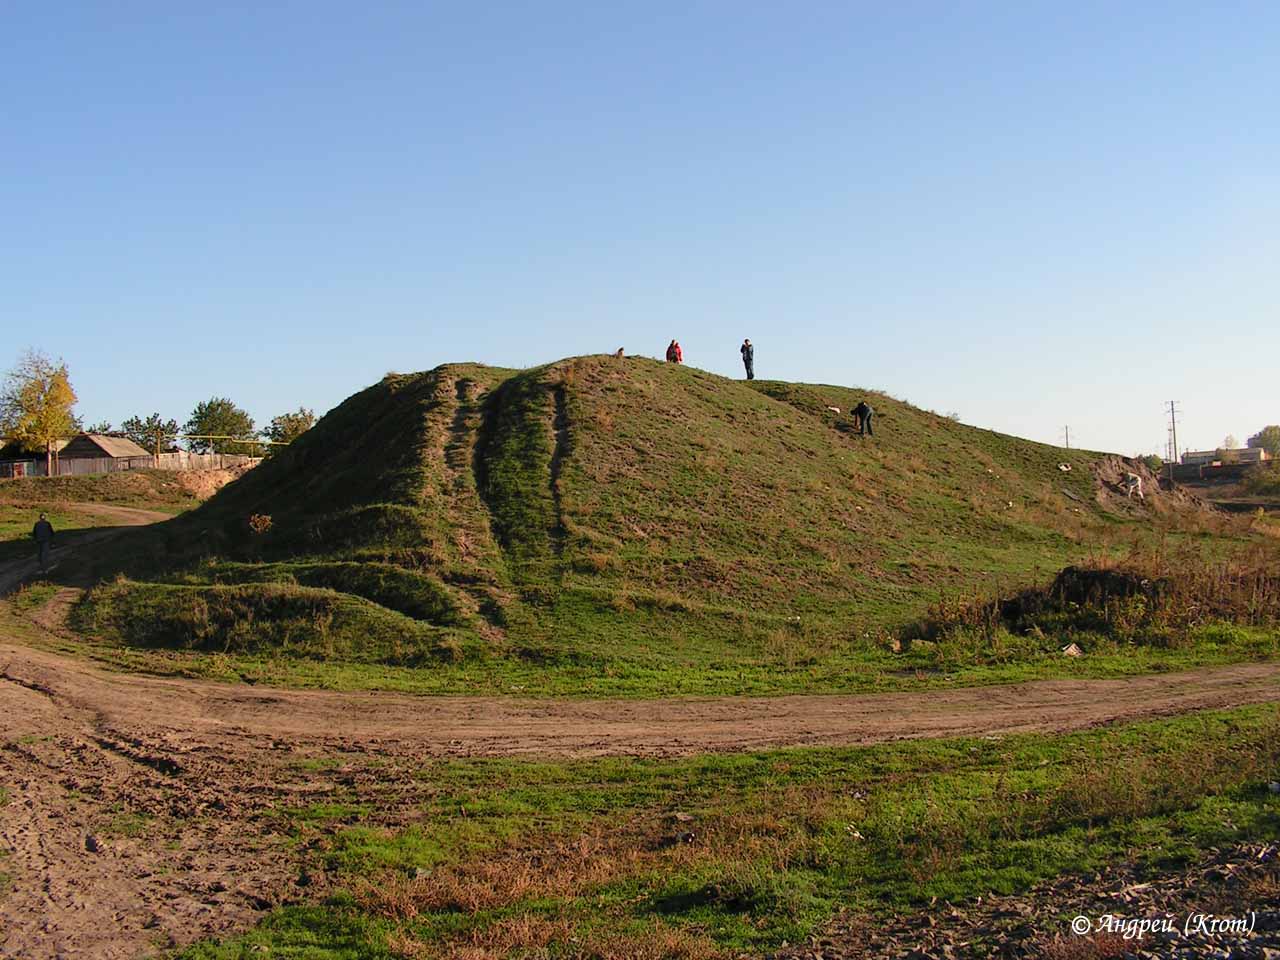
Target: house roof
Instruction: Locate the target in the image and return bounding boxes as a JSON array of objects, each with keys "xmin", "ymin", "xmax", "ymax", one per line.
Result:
[{"xmin": 72, "ymin": 434, "xmax": 152, "ymax": 458}]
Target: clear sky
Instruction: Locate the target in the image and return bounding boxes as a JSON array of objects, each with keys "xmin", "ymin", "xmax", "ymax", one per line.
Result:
[{"xmin": 3, "ymin": 2, "xmax": 1276, "ymax": 456}]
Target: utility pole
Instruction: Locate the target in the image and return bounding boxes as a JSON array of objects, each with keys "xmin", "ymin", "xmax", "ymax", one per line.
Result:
[
  {"xmin": 1166, "ymin": 401, "xmax": 1181, "ymax": 482},
  {"xmin": 1166, "ymin": 401, "xmax": 1181, "ymax": 462},
  {"xmin": 1062, "ymin": 426, "xmax": 1070, "ymax": 449}
]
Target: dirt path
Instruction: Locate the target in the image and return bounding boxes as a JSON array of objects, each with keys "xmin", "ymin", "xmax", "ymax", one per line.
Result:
[
  {"xmin": 1, "ymin": 648, "xmax": 1277, "ymax": 960},
  {"xmin": 0, "ymin": 502, "xmax": 171, "ymax": 594},
  {"xmin": 1, "ymin": 603, "xmax": 1279, "ymax": 958}
]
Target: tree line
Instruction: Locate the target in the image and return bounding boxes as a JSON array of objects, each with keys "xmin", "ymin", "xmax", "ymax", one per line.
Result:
[{"xmin": 0, "ymin": 349, "xmax": 315, "ymax": 468}]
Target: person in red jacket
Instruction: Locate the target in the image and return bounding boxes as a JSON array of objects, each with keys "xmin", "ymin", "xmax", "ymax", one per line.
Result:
[{"xmin": 666, "ymin": 340, "xmax": 684, "ymax": 363}]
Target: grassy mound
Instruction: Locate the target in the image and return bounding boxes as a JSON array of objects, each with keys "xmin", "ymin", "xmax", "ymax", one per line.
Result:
[
  {"xmin": 75, "ymin": 579, "xmax": 470, "ymax": 665},
  {"xmin": 70, "ymin": 356, "xmax": 1262, "ymax": 692}
]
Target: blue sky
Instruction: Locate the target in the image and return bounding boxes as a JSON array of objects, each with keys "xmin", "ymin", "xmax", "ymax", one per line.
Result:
[{"xmin": 3, "ymin": 1, "xmax": 1276, "ymax": 455}]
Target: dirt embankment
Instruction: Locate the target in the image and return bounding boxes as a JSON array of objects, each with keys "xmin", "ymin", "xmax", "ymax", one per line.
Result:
[
  {"xmin": 169, "ymin": 466, "xmax": 253, "ymax": 501},
  {"xmin": 1092, "ymin": 454, "xmax": 1211, "ymax": 514}
]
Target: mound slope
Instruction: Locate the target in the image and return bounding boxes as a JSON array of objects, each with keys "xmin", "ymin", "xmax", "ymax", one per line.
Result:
[{"xmin": 74, "ymin": 356, "xmax": 1184, "ymax": 680}]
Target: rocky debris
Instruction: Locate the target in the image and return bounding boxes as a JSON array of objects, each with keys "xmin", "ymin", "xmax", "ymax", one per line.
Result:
[{"xmin": 773, "ymin": 842, "xmax": 1280, "ymax": 959}]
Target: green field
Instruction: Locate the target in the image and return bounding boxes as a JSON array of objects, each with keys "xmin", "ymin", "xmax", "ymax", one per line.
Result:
[{"xmin": 175, "ymin": 706, "xmax": 1280, "ymax": 958}]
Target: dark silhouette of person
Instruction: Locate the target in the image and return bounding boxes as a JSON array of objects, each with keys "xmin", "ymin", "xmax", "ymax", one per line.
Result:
[
  {"xmin": 852, "ymin": 400, "xmax": 874, "ymax": 436},
  {"xmin": 740, "ymin": 339, "xmax": 754, "ymax": 380},
  {"xmin": 32, "ymin": 513, "xmax": 54, "ymax": 572}
]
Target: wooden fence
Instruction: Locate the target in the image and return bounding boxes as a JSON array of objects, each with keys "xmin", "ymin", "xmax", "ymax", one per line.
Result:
[{"xmin": 0, "ymin": 452, "xmax": 260, "ymax": 478}]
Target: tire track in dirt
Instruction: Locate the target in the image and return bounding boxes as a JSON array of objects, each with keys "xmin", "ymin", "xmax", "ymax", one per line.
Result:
[
  {"xmin": 1, "ymin": 643, "xmax": 1277, "ymax": 958},
  {"xmin": 2, "ymin": 639, "xmax": 1278, "ymax": 759}
]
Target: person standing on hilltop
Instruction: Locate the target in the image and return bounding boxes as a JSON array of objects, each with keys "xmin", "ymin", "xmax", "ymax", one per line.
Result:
[
  {"xmin": 740, "ymin": 338, "xmax": 754, "ymax": 380},
  {"xmin": 666, "ymin": 340, "xmax": 683, "ymax": 363},
  {"xmin": 32, "ymin": 513, "xmax": 54, "ymax": 573},
  {"xmin": 852, "ymin": 400, "xmax": 874, "ymax": 436}
]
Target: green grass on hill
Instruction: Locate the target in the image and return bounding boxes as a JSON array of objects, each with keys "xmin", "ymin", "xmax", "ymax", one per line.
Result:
[
  {"xmin": 0, "ymin": 469, "xmax": 202, "ymax": 511},
  {"xmin": 175, "ymin": 706, "xmax": 1280, "ymax": 959},
  {"xmin": 65, "ymin": 356, "xmax": 1273, "ymax": 696}
]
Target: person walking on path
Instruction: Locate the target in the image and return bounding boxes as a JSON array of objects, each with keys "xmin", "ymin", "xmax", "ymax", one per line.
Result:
[
  {"xmin": 666, "ymin": 340, "xmax": 683, "ymax": 363},
  {"xmin": 32, "ymin": 513, "xmax": 54, "ymax": 573},
  {"xmin": 852, "ymin": 400, "xmax": 874, "ymax": 436},
  {"xmin": 740, "ymin": 339, "xmax": 754, "ymax": 380}
]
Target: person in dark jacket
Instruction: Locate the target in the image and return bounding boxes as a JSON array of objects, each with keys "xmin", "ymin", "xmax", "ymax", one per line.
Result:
[
  {"xmin": 740, "ymin": 339, "xmax": 754, "ymax": 380},
  {"xmin": 852, "ymin": 400, "xmax": 874, "ymax": 436},
  {"xmin": 32, "ymin": 513, "xmax": 54, "ymax": 572}
]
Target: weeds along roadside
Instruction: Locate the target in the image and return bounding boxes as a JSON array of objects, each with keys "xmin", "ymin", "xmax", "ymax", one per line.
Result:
[
  {"xmin": 902, "ymin": 540, "xmax": 1280, "ymax": 671},
  {"xmin": 174, "ymin": 706, "xmax": 1280, "ymax": 959}
]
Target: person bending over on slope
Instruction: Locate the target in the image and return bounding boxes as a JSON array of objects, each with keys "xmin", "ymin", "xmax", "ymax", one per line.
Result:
[
  {"xmin": 852, "ymin": 400, "xmax": 874, "ymax": 436},
  {"xmin": 740, "ymin": 339, "xmax": 754, "ymax": 380},
  {"xmin": 32, "ymin": 513, "xmax": 55, "ymax": 573}
]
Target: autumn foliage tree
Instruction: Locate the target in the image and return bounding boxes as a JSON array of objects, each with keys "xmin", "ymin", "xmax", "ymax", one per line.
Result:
[{"xmin": 0, "ymin": 350, "xmax": 79, "ymax": 474}]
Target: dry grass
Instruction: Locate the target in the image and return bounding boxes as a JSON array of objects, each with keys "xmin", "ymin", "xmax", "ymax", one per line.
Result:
[
  {"xmin": 909, "ymin": 543, "xmax": 1280, "ymax": 650},
  {"xmin": 1036, "ymin": 932, "xmax": 1133, "ymax": 959},
  {"xmin": 357, "ymin": 829, "xmax": 661, "ymax": 919}
]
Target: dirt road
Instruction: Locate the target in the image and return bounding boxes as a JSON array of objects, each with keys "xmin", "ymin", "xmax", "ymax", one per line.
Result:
[
  {"xmin": 4, "ymin": 639, "xmax": 1279, "ymax": 759},
  {"xmin": 0, "ymin": 502, "xmax": 171, "ymax": 594},
  {"xmin": 2, "ymin": 508, "xmax": 1280, "ymax": 960},
  {"xmin": 1, "ymin": 632, "xmax": 1278, "ymax": 958}
]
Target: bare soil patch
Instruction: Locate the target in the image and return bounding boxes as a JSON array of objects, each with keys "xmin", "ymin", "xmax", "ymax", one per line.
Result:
[{"xmin": 776, "ymin": 841, "xmax": 1280, "ymax": 959}]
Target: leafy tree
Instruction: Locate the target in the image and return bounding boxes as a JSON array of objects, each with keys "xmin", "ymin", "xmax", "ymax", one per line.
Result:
[
  {"xmin": 263, "ymin": 407, "xmax": 316, "ymax": 455},
  {"xmin": 1248, "ymin": 425, "xmax": 1280, "ymax": 458},
  {"xmin": 1139, "ymin": 454, "xmax": 1163, "ymax": 473},
  {"xmin": 1223, "ymin": 434, "xmax": 1239, "ymax": 450},
  {"xmin": 122, "ymin": 413, "xmax": 180, "ymax": 453},
  {"xmin": 0, "ymin": 350, "xmax": 79, "ymax": 474},
  {"xmin": 85, "ymin": 420, "xmax": 115, "ymax": 435},
  {"xmin": 184, "ymin": 398, "xmax": 260, "ymax": 455}
]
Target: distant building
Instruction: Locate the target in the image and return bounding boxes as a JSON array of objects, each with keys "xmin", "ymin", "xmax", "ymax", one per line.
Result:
[
  {"xmin": 1181, "ymin": 447, "xmax": 1270, "ymax": 466},
  {"xmin": 1180, "ymin": 450, "xmax": 1220, "ymax": 466},
  {"xmin": 59, "ymin": 434, "xmax": 151, "ymax": 460},
  {"xmin": 2, "ymin": 433, "xmax": 257, "ymax": 478}
]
